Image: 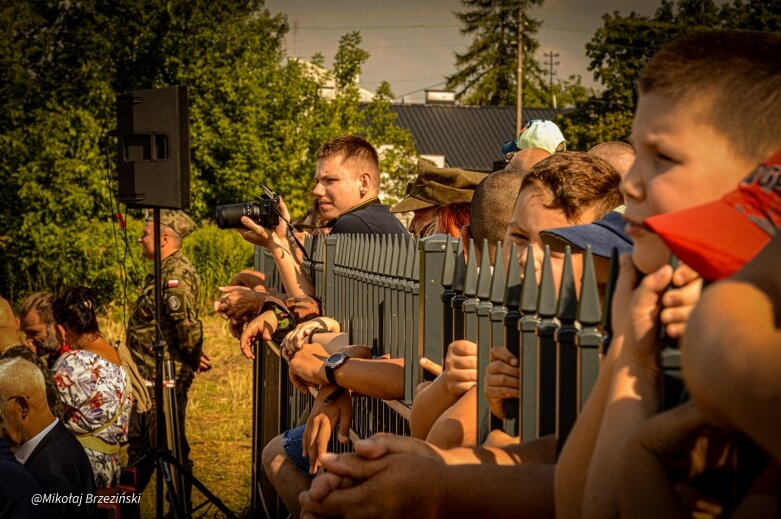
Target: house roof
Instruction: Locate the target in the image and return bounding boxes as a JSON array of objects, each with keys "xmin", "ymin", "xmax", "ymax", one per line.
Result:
[{"xmin": 390, "ymin": 104, "xmax": 570, "ymax": 172}]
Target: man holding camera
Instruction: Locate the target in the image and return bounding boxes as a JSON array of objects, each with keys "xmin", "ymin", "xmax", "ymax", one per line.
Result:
[
  {"xmin": 238, "ymin": 135, "xmax": 406, "ymax": 299},
  {"xmin": 126, "ymin": 209, "xmax": 205, "ymax": 505}
]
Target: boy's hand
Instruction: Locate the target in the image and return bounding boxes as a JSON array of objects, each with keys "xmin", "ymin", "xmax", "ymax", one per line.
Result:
[
  {"xmin": 660, "ymin": 264, "xmax": 702, "ymax": 339},
  {"xmin": 443, "ymin": 340, "xmax": 478, "ymax": 397},
  {"xmin": 484, "ymin": 346, "xmax": 519, "ymax": 420}
]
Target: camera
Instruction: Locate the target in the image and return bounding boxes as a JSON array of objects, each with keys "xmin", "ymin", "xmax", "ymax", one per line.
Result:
[{"xmin": 215, "ymin": 185, "xmax": 280, "ymax": 229}]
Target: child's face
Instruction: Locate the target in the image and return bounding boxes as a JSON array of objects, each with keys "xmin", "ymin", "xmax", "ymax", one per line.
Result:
[
  {"xmin": 622, "ymin": 92, "xmax": 754, "ymax": 274},
  {"xmin": 503, "ymin": 185, "xmax": 599, "ymax": 295}
]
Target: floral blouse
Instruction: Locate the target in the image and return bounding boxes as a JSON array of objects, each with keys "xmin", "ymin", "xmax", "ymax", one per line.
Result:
[{"xmin": 53, "ymin": 349, "xmax": 132, "ymax": 487}]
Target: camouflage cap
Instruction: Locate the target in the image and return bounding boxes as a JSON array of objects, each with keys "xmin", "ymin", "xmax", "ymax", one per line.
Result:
[
  {"xmin": 0, "ymin": 296, "xmax": 20, "ymax": 352},
  {"xmin": 145, "ymin": 209, "xmax": 197, "ymax": 238},
  {"xmin": 390, "ymin": 160, "xmax": 487, "ymax": 213}
]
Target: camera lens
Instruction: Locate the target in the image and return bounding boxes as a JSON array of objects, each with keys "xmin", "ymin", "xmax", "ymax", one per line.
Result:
[{"xmin": 215, "ymin": 202, "xmax": 256, "ymax": 229}]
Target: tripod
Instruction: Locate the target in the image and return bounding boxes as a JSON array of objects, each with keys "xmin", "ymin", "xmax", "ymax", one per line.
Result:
[{"xmin": 132, "ymin": 207, "xmax": 237, "ymax": 519}]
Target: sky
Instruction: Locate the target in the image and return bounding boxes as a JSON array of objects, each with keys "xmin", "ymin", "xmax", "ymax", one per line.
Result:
[{"xmin": 265, "ymin": 0, "xmax": 664, "ymax": 103}]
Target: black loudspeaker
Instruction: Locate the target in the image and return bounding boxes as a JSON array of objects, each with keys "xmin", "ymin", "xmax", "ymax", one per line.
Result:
[{"xmin": 116, "ymin": 85, "xmax": 190, "ymax": 209}]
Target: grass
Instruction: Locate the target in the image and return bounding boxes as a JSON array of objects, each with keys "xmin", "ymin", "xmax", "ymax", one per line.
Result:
[{"xmin": 102, "ymin": 312, "xmax": 254, "ymax": 518}]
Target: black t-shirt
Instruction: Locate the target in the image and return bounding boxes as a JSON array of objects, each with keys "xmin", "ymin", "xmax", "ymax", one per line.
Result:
[{"xmin": 329, "ymin": 199, "xmax": 407, "ymax": 236}]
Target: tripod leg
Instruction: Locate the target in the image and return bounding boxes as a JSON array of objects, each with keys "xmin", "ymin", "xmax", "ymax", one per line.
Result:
[
  {"xmin": 160, "ymin": 452, "xmax": 238, "ymax": 519},
  {"xmin": 157, "ymin": 453, "xmax": 185, "ymax": 519}
]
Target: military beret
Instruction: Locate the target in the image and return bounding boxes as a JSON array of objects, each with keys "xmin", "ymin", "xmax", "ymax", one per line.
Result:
[
  {"xmin": 145, "ymin": 209, "xmax": 197, "ymax": 238},
  {"xmin": 390, "ymin": 160, "xmax": 487, "ymax": 213}
]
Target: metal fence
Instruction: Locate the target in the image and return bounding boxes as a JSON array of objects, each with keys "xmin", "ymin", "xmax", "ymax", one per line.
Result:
[{"xmin": 250, "ymin": 233, "xmax": 619, "ymax": 517}]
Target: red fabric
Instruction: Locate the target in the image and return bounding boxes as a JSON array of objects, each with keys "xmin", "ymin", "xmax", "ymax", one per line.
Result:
[{"xmin": 644, "ymin": 150, "xmax": 780, "ymax": 280}]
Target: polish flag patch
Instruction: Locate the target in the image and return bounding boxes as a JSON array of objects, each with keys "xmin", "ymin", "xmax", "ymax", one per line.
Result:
[{"xmin": 167, "ymin": 279, "xmax": 179, "ymax": 288}]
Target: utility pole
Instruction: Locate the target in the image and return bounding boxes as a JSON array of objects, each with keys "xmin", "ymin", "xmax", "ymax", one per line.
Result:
[
  {"xmin": 544, "ymin": 51, "xmax": 560, "ymax": 109},
  {"xmin": 516, "ymin": 6, "xmax": 523, "ymax": 135}
]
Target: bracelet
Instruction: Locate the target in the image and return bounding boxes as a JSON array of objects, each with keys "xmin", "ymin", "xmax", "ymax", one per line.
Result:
[
  {"xmin": 324, "ymin": 386, "xmax": 347, "ymax": 404},
  {"xmin": 307, "ymin": 327, "xmax": 328, "ymax": 344}
]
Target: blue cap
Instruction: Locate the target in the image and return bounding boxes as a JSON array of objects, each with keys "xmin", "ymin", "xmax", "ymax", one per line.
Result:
[{"xmin": 540, "ymin": 210, "xmax": 632, "ymax": 258}]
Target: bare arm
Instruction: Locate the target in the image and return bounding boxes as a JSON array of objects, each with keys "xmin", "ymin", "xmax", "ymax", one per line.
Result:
[
  {"xmin": 683, "ymin": 280, "xmax": 781, "ymax": 462},
  {"xmin": 301, "ymin": 438, "xmax": 555, "ymax": 519},
  {"xmin": 409, "ymin": 374, "xmax": 459, "ymax": 440},
  {"xmin": 238, "ymin": 209, "xmax": 315, "ymax": 297},
  {"xmin": 288, "ymin": 343, "xmax": 405, "ymax": 401}
]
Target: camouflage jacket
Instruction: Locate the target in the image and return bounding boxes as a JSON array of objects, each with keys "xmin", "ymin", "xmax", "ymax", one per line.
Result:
[{"xmin": 127, "ymin": 250, "xmax": 203, "ymax": 382}]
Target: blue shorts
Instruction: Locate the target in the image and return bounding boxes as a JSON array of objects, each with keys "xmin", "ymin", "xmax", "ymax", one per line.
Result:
[{"xmin": 282, "ymin": 425, "xmax": 310, "ymax": 474}]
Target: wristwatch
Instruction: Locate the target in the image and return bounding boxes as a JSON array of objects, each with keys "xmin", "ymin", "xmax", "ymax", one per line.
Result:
[{"xmin": 324, "ymin": 352, "xmax": 349, "ymax": 385}]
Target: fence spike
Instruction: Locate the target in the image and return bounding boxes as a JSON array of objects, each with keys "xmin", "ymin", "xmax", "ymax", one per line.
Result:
[
  {"xmin": 411, "ymin": 238, "xmax": 420, "ymax": 281},
  {"xmin": 521, "ymin": 244, "xmax": 539, "ymax": 314},
  {"xmin": 556, "ymin": 246, "xmax": 578, "ymax": 323},
  {"xmin": 405, "ymin": 237, "xmax": 415, "ymax": 280},
  {"xmin": 490, "ymin": 241, "xmax": 506, "ymax": 305},
  {"xmin": 600, "ymin": 247, "xmax": 620, "ymax": 343},
  {"xmin": 477, "ymin": 239, "xmax": 492, "ymax": 300},
  {"xmin": 453, "ymin": 238, "xmax": 466, "ymax": 293},
  {"xmin": 537, "ymin": 245, "xmax": 557, "ymax": 318},
  {"xmin": 504, "ymin": 243, "xmax": 521, "ymax": 308},
  {"xmin": 441, "ymin": 235, "xmax": 455, "ymax": 288},
  {"xmin": 464, "ymin": 239, "xmax": 478, "ymax": 297},
  {"xmin": 577, "ymin": 246, "xmax": 602, "ymax": 326},
  {"xmin": 397, "ymin": 234, "xmax": 408, "ymax": 278}
]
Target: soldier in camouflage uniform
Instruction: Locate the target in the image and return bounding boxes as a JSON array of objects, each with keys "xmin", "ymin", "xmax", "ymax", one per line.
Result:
[{"xmin": 126, "ymin": 209, "xmax": 203, "ymax": 500}]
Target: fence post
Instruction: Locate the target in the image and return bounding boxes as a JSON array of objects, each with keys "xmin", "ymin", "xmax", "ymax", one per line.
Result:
[
  {"xmin": 420, "ymin": 235, "xmax": 450, "ymax": 377},
  {"xmin": 451, "ymin": 239, "xmax": 467, "ymax": 344},
  {"xmin": 600, "ymin": 248, "xmax": 620, "ymax": 358},
  {"xmin": 576, "ymin": 247, "xmax": 603, "ymax": 414},
  {"xmin": 462, "ymin": 239, "xmax": 479, "ymax": 343},
  {"xmin": 555, "ymin": 247, "xmax": 579, "ymax": 452},
  {"xmin": 476, "ymin": 239, "xmax": 495, "ymax": 443},
  {"xmin": 440, "ymin": 235, "xmax": 456, "ymax": 367},
  {"xmin": 323, "ymin": 235, "xmax": 337, "ymax": 316},
  {"xmin": 405, "ymin": 238, "xmax": 420, "ymax": 404},
  {"xmin": 536, "ymin": 245, "xmax": 558, "ymax": 437},
  {"xmin": 519, "ymin": 244, "xmax": 541, "ymax": 442},
  {"xmin": 370, "ymin": 235, "xmax": 382, "ymax": 355}
]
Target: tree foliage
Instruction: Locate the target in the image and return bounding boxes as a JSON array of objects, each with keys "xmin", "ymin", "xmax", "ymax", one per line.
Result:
[
  {"xmin": 560, "ymin": 0, "xmax": 781, "ymax": 150},
  {"xmin": 446, "ymin": 0, "xmax": 548, "ymax": 106},
  {"xmin": 0, "ymin": 1, "xmax": 415, "ymax": 304}
]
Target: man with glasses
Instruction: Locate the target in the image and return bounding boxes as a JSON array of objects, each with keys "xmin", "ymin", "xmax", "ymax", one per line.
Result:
[{"xmin": 0, "ymin": 357, "xmax": 95, "ymax": 518}]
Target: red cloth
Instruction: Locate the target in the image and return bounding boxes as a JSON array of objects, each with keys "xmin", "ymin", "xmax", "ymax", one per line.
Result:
[{"xmin": 644, "ymin": 150, "xmax": 780, "ymax": 280}]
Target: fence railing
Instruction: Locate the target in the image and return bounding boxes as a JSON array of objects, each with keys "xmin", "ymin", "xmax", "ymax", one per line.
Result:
[{"xmin": 250, "ymin": 233, "xmax": 618, "ymax": 517}]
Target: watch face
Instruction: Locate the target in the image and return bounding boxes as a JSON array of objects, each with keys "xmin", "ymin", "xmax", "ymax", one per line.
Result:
[{"xmin": 326, "ymin": 352, "xmax": 347, "ymax": 369}]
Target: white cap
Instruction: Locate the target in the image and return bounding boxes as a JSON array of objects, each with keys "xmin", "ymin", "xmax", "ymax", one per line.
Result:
[{"xmin": 516, "ymin": 120, "xmax": 566, "ymax": 154}]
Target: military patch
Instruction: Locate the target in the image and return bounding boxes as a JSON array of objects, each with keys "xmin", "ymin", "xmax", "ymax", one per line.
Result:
[
  {"xmin": 167, "ymin": 279, "xmax": 180, "ymax": 288},
  {"xmin": 167, "ymin": 295, "xmax": 182, "ymax": 311}
]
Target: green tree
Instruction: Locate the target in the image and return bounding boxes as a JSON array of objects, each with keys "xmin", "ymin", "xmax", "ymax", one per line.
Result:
[
  {"xmin": 446, "ymin": 0, "xmax": 547, "ymax": 106},
  {"xmin": 0, "ymin": 2, "xmax": 415, "ymax": 304},
  {"xmin": 560, "ymin": 0, "xmax": 781, "ymax": 149}
]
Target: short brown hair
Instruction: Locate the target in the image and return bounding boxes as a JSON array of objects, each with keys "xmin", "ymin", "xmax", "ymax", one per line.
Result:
[
  {"xmin": 639, "ymin": 30, "xmax": 781, "ymax": 163},
  {"xmin": 471, "ymin": 170, "xmax": 524, "ymax": 263},
  {"xmin": 521, "ymin": 152, "xmax": 623, "ymax": 221},
  {"xmin": 19, "ymin": 292, "xmax": 54, "ymax": 325},
  {"xmin": 316, "ymin": 135, "xmax": 380, "ymax": 187}
]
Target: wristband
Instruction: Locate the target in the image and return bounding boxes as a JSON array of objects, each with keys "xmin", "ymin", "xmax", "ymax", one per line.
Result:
[
  {"xmin": 307, "ymin": 327, "xmax": 328, "ymax": 344},
  {"xmin": 324, "ymin": 386, "xmax": 347, "ymax": 403}
]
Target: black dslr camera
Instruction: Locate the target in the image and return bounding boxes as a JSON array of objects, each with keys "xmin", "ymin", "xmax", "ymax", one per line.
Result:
[{"xmin": 215, "ymin": 184, "xmax": 280, "ymax": 229}]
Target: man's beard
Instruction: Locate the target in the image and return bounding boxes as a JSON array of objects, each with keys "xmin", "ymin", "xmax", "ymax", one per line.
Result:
[{"xmin": 35, "ymin": 331, "xmax": 61, "ymax": 356}]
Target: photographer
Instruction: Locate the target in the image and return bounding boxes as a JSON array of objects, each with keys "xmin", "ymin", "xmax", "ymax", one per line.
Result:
[{"xmin": 236, "ymin": 136, "xmax": 406, "ymax": 516}]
